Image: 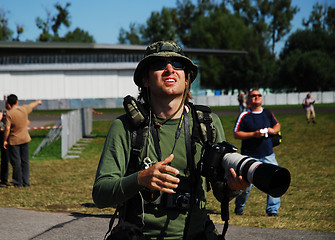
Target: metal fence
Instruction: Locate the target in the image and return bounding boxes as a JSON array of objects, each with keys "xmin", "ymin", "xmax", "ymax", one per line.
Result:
[
  {"xmin": 192, "ymin": 91, "xmax": 335, "ymax": 106},
  {"xmin": 0, "ymin": 91, "xmax": 333, "ymax": 111},
  {"xmin": 61, "ymin": 108, "xmax": 92, "ymax": 159}
]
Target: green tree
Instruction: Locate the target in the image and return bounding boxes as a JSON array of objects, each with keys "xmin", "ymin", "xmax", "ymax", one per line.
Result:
[
  {"xmin": 278, "ymin": 27, "xmax": 335, "ymax": 91},
  {"xmin": 280, "ymin": 29, "xmax": 333, "ymax": 58},
  {"xmin": 14, "ymin": 25, "xmax": 24, "ymax": 41},
  {"xmin": 63, "ymin": 27, "xmax": 95, "ymax": 43},
  {"xmin": 35, "ymin": 10, "xmax": 53, "ymax": 42},
  {"xmin": 326, "ymin": 6, "xmax": 335, "ymax": 33},
  {"xmin": 175, "ymin": 0, "xmax": 220, "ymax": 45},
  {"xmin": 118, "ymin": 7, "xmax": 177, "ymax": 45},
  {"xmin": 36, "ymin": 2, "xmax": 94, "ymax": 43},
  {"xmin": 116, "ymin": 0, "xmax": 219, "ymax": 45},
  {"xmin": 228, "ymin": 0, "xmax": 298, "ymax": 54},
  {"xmin": 36, "ymin": 3, "xmax": 71, "ymax": 42},
  {"xmin": 174, "ymin": 0, "xmax": 198, "ymax": 45},
  {"xmin": 116, "ymin": 0, "xmax": 297, "ymax": 92},
  {"xmin": 118, "ymin": 23, "xmax": 143, "ymax": 44},
  {"xmin": 141, "ymin": 7, "xmax": 177, "ymax": 44},
  {"xmin": 228, "ymin": 0, "xmax": 267, "ymax": 34},
  {"xmin": 51, "ymin": 3, "xmax": 71, "ymax": 39},
  {"xmin": 279, "ymin": 49, "xmax": 335, "ymax": 91},
  {"xmin": 303, "ymin": 3, "xmax": 335, "ymax": 33},
  {"xmin": 0, "ymin": 9, "xmax": 14, "ymax": 40},
  {"xmin": 189, "ymin": 6, "xmax": 274, "ymax": 92},
  {"xmin": 278, "ymin": 2, "xmax": 335, "ymax": 91},
  {"xmin": 258, "ymin": 0, "xmax": 298, "ymax": 54}
]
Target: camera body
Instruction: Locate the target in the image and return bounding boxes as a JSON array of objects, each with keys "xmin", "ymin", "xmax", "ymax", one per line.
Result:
[
  {"xmin": 200, "ymin": 141, "xmax": 291, "ymax": 198},
  {"xmin": 165, "ymin": 191, "xmax": 191, "ymax": 210},
  {"xmin": 140, "ymin": 187, "xmax": 191, "ymax": 210},
  {"xmin": 199, "ymin": 141, "xmax": 237, "ymax": 182}
]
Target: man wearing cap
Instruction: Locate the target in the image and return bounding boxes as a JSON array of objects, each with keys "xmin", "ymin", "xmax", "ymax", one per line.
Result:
[{"xmin": 93, "ymin": 41, "xmax": 248, "ymax": 239}]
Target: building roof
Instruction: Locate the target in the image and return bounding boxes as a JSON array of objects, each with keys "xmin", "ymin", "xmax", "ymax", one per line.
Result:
[{"xmin": 0, "ymin": 41, "xmax": 247, "ymax": 56}]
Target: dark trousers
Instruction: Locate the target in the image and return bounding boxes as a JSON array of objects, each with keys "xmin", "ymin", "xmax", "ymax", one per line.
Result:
[
  {"xmin": 8, "ymin": 143, "xmax": 30, "ymax": 187},
  {"xmin": 0, "ymin": 131, "xmax": 9, "ymax": 183}
]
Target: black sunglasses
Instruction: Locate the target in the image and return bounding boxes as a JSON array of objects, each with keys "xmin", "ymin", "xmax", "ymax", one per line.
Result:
[
  {"xmin": 149, "ymin": 59, "xmax": 185, "ymax": 71},
  {"xmin": 250, "ymin": 94, "xmax": 262, "ymax": 98}
]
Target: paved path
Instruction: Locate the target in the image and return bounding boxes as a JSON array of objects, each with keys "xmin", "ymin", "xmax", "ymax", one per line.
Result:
[{"xmin": 1, "ymin": 207, "xmax": 334, "ymax": 240}]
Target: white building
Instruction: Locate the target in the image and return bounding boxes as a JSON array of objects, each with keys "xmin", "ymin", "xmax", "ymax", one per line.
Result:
[
  {"xmin": 0, "ymin": 42, "xmax": 146, "ymax": 109},
  {"xmin": 2, "ymin": 42, "xmax": 332, "ymax": 109}
]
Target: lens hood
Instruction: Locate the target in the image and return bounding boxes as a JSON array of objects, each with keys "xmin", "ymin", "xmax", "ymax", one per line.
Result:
[{"xmin": 253, "ymin": 164, "xmax": 291, "ymax": 197}]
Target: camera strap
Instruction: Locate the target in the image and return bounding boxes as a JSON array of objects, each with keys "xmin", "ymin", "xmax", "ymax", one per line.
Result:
[
  {"xmin": 184, "ymin": 108, "xmax": 196, "ymax": 190},
  {"xmin": 140, "ymin": 108, "xmax": 188, "ymax": 204},
  {"xmin": 183, "ymin": 109, "xmax": 200, "ymax": 240},
  {"xmin": 218, "ymin": 184, "xmax": 230, "ymax": 240},
  {"xmin": 171, "ymin": 108, "xmax": 187, "ymax": 154},
  {"xmin": 151, "ymin": 107, "xmax": 187, "ymax": 161},
  {"xmin": 150, "ymin": 125, "xmax": 162, "ymax": 161}
]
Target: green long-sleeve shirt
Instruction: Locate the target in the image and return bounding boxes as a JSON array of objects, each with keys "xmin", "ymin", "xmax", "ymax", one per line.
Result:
[{"xmin": 92, "ymin": 108, "xmax": 227, "ymax": 239}]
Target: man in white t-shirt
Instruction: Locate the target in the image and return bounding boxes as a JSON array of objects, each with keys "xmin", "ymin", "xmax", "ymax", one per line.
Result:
[{"xmin": 302, "ymin": 93, "xmax": 316, "ymax": 124}]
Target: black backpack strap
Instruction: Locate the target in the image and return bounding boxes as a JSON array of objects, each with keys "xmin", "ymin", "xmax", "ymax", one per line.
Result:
[
  {"xmin": 189, "ymin": 103, "xmax": 216, "ymax": 145},
  {"xmin": 263, "ymin": 108, "xmax": 273, "ymax": 124},
  {"xmin": 189, "ymin": 102, "xmax": 216, "ymax": 191},
  {"xmin": 104, "ymin": 207, "xmax": 120, "ymax": 240},
  {"xmin": 125, "ymin": 127, "xmax": 144, "ymax": 175},
  {"xmin": 123, "ymin": 95, "xmax": 149, "ymax": 128},
  {"xmin": 263, "ymin": 108, "xmax": 271, "ymax": 117},
  {"xmin": 104, "ymin": 202, "xmax": 148, "ymax": 240},
  {"xmin": 263, "ymin": 108, "xmax": 282, "ymax": 147},
  {"xmin": 183, "ymin": 104, "xmax": 218, "ymax": 239},
  {"xmin": 123, "ymin": 95, "xmax": 150, "ymax": 175},
  {"xmin": 104, "ymin": 204, "xmax": 127, "ymax": 240},
  {"xmin": 183, "ymin": 108, "xmax": 201, "ymax": 240}
]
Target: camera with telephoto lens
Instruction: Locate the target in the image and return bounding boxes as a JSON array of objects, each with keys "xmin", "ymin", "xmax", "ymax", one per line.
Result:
[{"xmin": 199, "ymin": 141, "xmax": 291, "ymax": 198}]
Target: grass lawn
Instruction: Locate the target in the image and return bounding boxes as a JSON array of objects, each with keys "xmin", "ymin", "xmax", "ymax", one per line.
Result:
[{"xmin": 0, "ymin": 111, "xmax": 334, "ymax": 233}]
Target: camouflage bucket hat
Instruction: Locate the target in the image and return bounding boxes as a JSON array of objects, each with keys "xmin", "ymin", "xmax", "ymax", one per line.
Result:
[{"xmin": 134, "ymin": 41, "xmax": 198, "ymax": 87}]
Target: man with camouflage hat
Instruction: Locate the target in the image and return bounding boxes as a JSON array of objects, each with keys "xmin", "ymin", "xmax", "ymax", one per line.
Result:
[{"xmin": 93, "ymin": 41, "xmax": 248, "ymax": 239}]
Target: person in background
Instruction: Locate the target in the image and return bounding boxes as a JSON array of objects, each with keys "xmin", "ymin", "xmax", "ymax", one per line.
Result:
[
  {"xmin": 302, "ymin": 93, "xmax": 316, "ymax": 124},
  {"xmin": 233, "ymin": 89, "xmax": 281, "ymax": 217},
  {"xmin": 3, "ymin": 94, "xmax": 42, "ymax": 187},
  {"xmin": 244, "ymin": 90, "xmax": 249, "ymax": 110},
  {"xmin": 0, "ymin": 98, "xmax": 10, "ymax": 187},
  {"xmin": 238, "ymin": 92, "xmax": 245, "ymax": 113}
]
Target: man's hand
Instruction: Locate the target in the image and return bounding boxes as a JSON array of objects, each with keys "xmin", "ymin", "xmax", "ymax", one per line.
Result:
[
  {"xmin": 138, "ymin": 154, "xmax": 180, "ymax": 194},
  {"xmin": 267, "ymin": 127, "xmax": 276, "ymax": 135},
  {"xmin": 3, "ymin": 140, "xmax": 8, "ymax": 150},
  {"xmin": 254, "ymin": 129, "xmax": 265, "ymax": 138},
  {"xmin": 227, "ymin": 168, "xmax": 250, "ymax": 191},
  {"xmin": 29, "ymin": 100, "xmax": 42, "ymax": 109}
]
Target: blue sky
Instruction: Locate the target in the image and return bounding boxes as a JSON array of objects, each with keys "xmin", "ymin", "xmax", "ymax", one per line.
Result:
[{"xmin": 0, "ymin": 0, "xmax": 331, "ymax": 54}]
